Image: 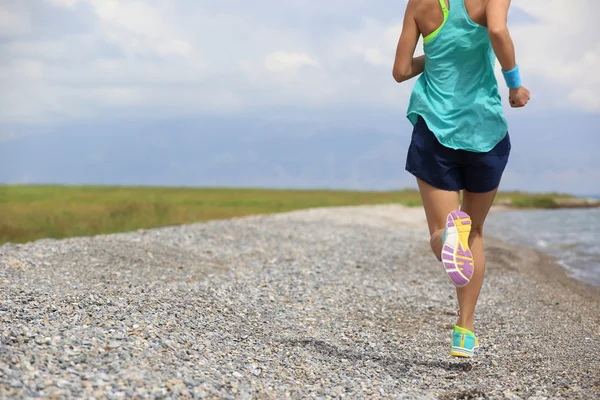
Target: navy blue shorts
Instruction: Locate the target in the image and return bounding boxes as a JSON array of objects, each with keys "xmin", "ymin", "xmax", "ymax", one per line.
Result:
[{"xmin": 405, "ymin": 116, "xmax": 511, "ymax": 193}]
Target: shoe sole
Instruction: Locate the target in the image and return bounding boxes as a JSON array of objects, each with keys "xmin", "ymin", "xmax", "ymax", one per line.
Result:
[
  {"xmin": 441, "ymin": 211, "xmax": 474, "ymax": 287},
  {"xmin": 450, "ymin": 347, "xmax": 474, "ymax": 358}
]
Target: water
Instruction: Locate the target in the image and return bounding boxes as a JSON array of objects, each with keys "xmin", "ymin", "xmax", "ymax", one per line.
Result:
[{"xmin": 486, "ymin": 207, "xmax": 600, "ymax": 287}]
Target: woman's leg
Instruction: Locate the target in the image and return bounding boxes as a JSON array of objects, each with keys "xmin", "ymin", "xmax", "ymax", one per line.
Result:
[
  {"xmin": 455, "ymin": 187, "xmax": 499, "ymax": 332},
  {"xmin": 418, "ymin": 177, "xmax": 499, "ymax": 333},
  {"xmin": 416, "ymin": 179, "xmax": 460, "ymax": 261}
]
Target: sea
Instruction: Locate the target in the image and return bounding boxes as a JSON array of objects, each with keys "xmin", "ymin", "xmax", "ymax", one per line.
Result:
[{"xmin": 485, "ymin": 202, "xmax": 600, "ymax": 287}]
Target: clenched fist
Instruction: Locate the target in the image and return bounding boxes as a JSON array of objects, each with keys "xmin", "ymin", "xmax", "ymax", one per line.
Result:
[{"xmin": 509, "ymin": 86, "xmax": 531, "ymax": 108}]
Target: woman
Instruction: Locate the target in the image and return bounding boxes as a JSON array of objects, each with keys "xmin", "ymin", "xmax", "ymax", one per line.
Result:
[{"xmin": 392, "ymin": 0, "xmax": 530, "ymax": 358}]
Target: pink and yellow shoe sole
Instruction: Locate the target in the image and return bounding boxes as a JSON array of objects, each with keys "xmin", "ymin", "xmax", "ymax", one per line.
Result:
[{"xmin": 441, "ymin": 211, "xmax": 475, "ymax": 287}]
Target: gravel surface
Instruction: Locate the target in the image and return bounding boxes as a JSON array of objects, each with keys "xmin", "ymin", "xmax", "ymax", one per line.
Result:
[{"xmin": 1, "ymin": 205, "xmax": 599, "ymax": 399}]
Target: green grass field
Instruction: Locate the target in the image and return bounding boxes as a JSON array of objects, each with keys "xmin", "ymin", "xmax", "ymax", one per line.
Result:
[{"xmin": 0, "ymin": 185, "xmax": 577, "ymax": 245}]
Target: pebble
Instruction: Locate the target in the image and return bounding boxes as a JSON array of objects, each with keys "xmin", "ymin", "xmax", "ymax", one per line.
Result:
[
  {"xmin": 56, "ymin": 379, "xmax": 71, "ymax": 388},
  {"xmin": 1, "ymin": 205, "xmax": 598, "ymax": 399}
]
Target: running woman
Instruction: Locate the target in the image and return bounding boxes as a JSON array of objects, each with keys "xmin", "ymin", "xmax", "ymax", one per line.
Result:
[{"xmin": 392, "ymin": 0, "xmax": 530, "ymax": 357}]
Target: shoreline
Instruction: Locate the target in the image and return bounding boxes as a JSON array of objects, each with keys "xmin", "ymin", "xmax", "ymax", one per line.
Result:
[
  {"xmin": 487, "ymin": 205, "xmax": 600, "ymax": 290},
  {"xmin": 1, "ymin": 204, "xmax": 598, "ymax": 398},
  {"xmin": 485, "ymin": 235, "xmax": 600, "ymax": 300}
]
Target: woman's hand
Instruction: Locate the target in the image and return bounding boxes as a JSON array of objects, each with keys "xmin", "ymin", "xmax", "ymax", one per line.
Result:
[{"xmin": 509, "ymin": 86, "xmax": 530, "ymax": 108}]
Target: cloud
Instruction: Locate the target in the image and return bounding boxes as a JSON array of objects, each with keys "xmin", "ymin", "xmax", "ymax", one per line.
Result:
[
  {"xmin": 85, "ymin": 0, "xmax": 196, "ymax": 59},
  {"xmin": 510, "ymin": 0, "xmax": 600, "ymax": 111},
  {"xmin": 569, "ymin": 88, "xmax": 600, "ymax": 113},
  {"xmin": 332, "ymin": 18, "xmax": 421, "ymax": 68},
  {"xmin": 46, "ymin": 0, "xmax": 79, "ymax": 8},
  {"xmin": 264, "ymin": 52, "xmax": 320, "ymax": 73},
  {"xmin": 6, "ymin": 39, "xmax": 71, "ymax": 59},
  {"xmin": 0, "ymin": 0, "xmax": 598, "ymax": 125},
  {"xmin": 0, "ymin": 5, "xmax": 31, "ymax": 37}
]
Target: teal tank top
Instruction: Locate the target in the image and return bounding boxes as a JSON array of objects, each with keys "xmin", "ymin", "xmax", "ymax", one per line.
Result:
[{"xmin": 406, "ymin": 0, "xmax": 508, "ymax": 153}]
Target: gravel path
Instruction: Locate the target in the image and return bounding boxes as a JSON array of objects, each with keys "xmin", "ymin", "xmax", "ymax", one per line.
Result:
[{"xmin": 1, "ymin": 205, "xmax": 599, "ymax": 399}]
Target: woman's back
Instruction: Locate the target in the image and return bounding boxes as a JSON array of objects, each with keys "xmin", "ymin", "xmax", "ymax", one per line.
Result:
[
  {"xmin": 406, "ymin": 0, "xmax": 507, "ymax": 153},
  {"xmin": 415, "ymin": 0, "xmax": 488, "ymax": 37}
]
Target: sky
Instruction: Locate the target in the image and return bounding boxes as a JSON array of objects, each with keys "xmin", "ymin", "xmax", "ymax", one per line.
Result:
[{"xmin": 0, "ymin": 0, "xmax": 599, "ymax": 194}]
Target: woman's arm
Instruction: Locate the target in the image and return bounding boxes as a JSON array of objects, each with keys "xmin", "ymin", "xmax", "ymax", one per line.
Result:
[
  {"xmin": 487, "ymin": 0, "xmax": 516, "ymax": 71},
  {"xmin": 392, "ymin": 0, "xmax": 424, "ymax": 83},
  {"xmin": 487, "ymin": 0, "xmax": 530, "ymax": 107}
]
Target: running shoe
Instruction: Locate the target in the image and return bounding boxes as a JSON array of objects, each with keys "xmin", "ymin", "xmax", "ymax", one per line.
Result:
[
  {"xmin": 441, "ymin": 211, "xmax": 475, "ymax": 287},
  {"xmin": 450, "ymin": 325, "xmax": 477, "ymax": 358}
]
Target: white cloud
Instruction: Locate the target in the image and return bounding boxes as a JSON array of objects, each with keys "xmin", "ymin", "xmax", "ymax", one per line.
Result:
[
  {"xmin": 46, "ymin": 0, "xmax": 80, "ymax": 8},
  {"xmin": 85, "ymin": 0, "xmax": 196, "ymax": 59},
  {"xmin": 6, "ymin": 40, "xmax": 70, "ymax": 59},
  {"xmin": 0, "ymin": 0, "xmax": 598, "ymax": 125},
  {"xmin": 510, "ymin": 0, "xmax": 600, "ymax": 111},
  {"xmin": 264, "ymin": 52, "xmax": 320, "ymax": 73},
  {"xmin": 0, "ymin": 6, "xmax": 31, "ymax": 37},
  {"xmin": 332, "ymin": 19, "xmax": 413, "ymax": 67},
  {"xmin": 569, "ymin": 89, "xmax": 600, "ymax": 113}
]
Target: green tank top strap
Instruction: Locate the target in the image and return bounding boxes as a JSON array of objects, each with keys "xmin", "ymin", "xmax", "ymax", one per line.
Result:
[
  {"xmin": 438, "ymin": 0, "xmax": 449, "ymax": 14},
  {"xmin": 423, "ymin": 0, "xmax": 449, "ymax": 44}
]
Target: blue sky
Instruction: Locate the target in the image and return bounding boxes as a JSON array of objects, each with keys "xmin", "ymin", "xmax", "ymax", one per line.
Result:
[{"xmin": 0, "ymin": 0, "xmax": 599, "ymax": 194}]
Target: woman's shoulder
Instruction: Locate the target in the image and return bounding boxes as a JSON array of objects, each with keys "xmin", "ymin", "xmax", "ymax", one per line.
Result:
[
  {"xmin": 412, "ymin": 0, "xmax": 447, "ymax": 38},
  {"xmin": 413, "ymin": 0, "xmax": 443, "ymax": 13}
]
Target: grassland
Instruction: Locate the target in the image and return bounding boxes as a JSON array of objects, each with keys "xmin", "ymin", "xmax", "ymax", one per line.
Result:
[{"xmin": 0, "ymin": 185, "xmax": 583, "ymax": 245}]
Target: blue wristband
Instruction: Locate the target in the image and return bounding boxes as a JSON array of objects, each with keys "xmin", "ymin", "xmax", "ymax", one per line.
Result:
[{"xmin": 502, "ymin": 64, "xmax": 522, "ymax": 89}]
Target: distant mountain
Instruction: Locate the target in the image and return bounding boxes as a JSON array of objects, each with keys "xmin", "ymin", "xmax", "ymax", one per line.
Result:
[
  {"xmin": 0, "ymin": 115, "xmax": 414, "ymax": 190},
  {"xmin": 1, "ymin": 111, "xmax": 599, "ymax": 194}
]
